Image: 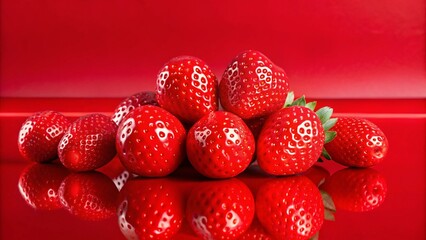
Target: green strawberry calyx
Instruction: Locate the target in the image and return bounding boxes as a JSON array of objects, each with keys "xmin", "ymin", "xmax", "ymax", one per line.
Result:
[
  {"xmin": 284, "ymin": 92, "xmax": 337, "ymax": 160},
  {"xmin": 309, "ymin": 191, "xmax": 336, "ymax": 240},
  {"xmin": 321, "ymin": 190, "xmax": 336, "ymax": 221}
]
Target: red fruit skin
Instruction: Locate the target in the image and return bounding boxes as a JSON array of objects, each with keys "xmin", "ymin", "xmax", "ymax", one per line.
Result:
[
  {"xmin": 255, "ymin": 176, "xmax": 324, "ymax": 240},
  {"xmin": 116, "ymin": 105, "xmax": 186, "ymax": 177},
  {"xmin": 18, "ymin": 163, "xmax": 69, "ymax": 210},
  {"xmin": 18, "ymin": 111, "xmax": 70, "ymax": 162},
  {"xmin": 321, "ymin": 168, "xmax": 388, "ymax": 212},
  {"xmin": 244, "ymin": 116, "xmax": 267, "ymax": 140},
  {"xmin": 237, "ymin": 217, "xmax": 273, "ymax": 240},
  {"xmin": 186, "ymin": 111, "xmax": 255, "ymax": 178},
  {"xmin": 257, "ymin": 106, "xmax": 325, "ymax": 175},
  {"xmin": 117, "ymin": 178, "xmax": 184, "ymax": 240},
  {"xmin": 186, "ymin": 178, "xmax": 255, "ymax": 240},
  {"xmin": 58, "ymin": 114, "xmax": 117, "ymax": 171},
  {"xmin": 244, "ymin": 117, "xmax": 267, "ymax": 163},
  {"xmin": 156, "ymin": 56, "xmax": 218, "ymax": 123},
  {"xmin": 326, "ymin": 117, "xmax": 389, "ymax": 167},
  {"xmin": 59, "ymin": 172, "xmax": 119, "ymax": 221},
  {"xmin": 219, "ymin": 50, "xmax": 290, "ymax": 120},
  {"xmin": 111, "ymin": 91, "xmax": 159, "ymax": 126}
]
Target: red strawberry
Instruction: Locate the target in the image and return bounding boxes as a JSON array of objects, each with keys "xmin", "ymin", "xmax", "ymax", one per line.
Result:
[
  {"xmin": 186, "ymin": 111, "xmax": 255, "ymax": 178},
  {"xmin": 237, "ymin": 217, "xmax": 273, "ymax": 240},
  {"xmin": 257, "ymin": 94, "xmax": 336, "ymax": 175},
  {"xmin": 18, "ymin": 111, "xmax": 70, "ymax": 162},
  {"xmin": 257, "ymin": 92, "xmax": 336, "ymax": 175},
  {"xmin": 58, "ymin": 113, "xmax": 117, "ymax": 171},
  {"xmin": 186, "ymin": 178, "xmax": 255, "ymax": 240},
  {"xmin": 255, "ymin": 176, "xmax": 324, "ymax": 240},
  {"xmin": 117, "ymin": 178, "xmax": 184, "ymax": 240},
  {"xmin": 59, "ymin": 171, "xmax": 118, "ymax": 220},
  {"xmin": 111, "ymin": 91, "xmax": 158, "ymax": 126},
  {"xmin": 116, "ymin": 105, "xmax": 186, "ymax": 177},
  {"xmin": 219, "ymin": 50, "xmax": 290, "ymax": 119},
  {"xmin": 321, "ymin": 168, "xmax": 387, "ymax": 212},
  {"xmin": 244, "ymin": 116, "xmax": 267, "ymax": 141},
  {"xmin": 256, "ymin": 105, "xmax": 323, "ymax": 176},
  {"xmin": 325, "ymin": 117, "xmax": 389, "ymax": 167},
  {"xmin": 18, "ymin": 163, "xmax": 69, "ymax": 210},
  {"xmin": 156, "ymin": 56, "xmax": 218, "ymax": 123},
  {"xmin": 244, "ymin": 117, "xmax": 267, "ymax": 163}
]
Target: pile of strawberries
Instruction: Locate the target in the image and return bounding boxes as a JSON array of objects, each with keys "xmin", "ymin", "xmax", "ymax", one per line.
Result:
[{"xmin": 18, "ymin": 50, "xmax": 389, "ymax": 179}]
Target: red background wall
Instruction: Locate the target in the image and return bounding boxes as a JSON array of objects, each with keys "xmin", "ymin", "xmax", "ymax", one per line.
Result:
[{"xmin": 1, "ymin": 0, "xmax": 425, "ymax": 98}]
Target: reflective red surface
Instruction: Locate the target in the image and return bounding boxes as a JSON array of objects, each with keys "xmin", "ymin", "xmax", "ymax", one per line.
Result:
[{"xmin": 0, "ymin": 99, "xmax": 425, "ymax": 239}]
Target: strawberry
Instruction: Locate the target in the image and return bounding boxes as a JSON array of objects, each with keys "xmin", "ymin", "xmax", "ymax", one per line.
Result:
[
  {"xmin": 117, "ymin": 178, "xmax": 184, "ymax": 240},
  {"xmin": 244, "ymin": 117, "xmax": 267, "ymax": 163},
  {"xmin": 257, "ymin": 94, "xmax": 337, "ymax": 175},
  {"xmin": 156, "ymin": 55, "xmax": 218, "ymax": 123},
  {"xmin": 255, "ymin": 175, "xmax": 324, "ymax": 240},
  {"xmin": 325, "ymin": 117, "xmax": 389, "ymax": 167},
  {"xmin": 186, "ymin": 111, "xmax": 255, "ymax": 178},
  {"xmin": 58, "ymin": 113, "xmax": 117, "ymax": 171},
  {"xmin": 18, "ymin": 111, "xmax": 70, "ymax": 162},
  {"xmin": 116, "ymin": 105, "xmax": 186, "ymax": 177},
  {"xmin": 237, "ymin": 217, "xmax": 273, "ymax": 240},
  {"xmin": 186, "ymin": 178, "xmax": 255, "ymax": 240},
  {"xmin": 18, "ymin": 163, "xmax": 69, "ymax": 210},
  {"xmin": 111, "ymin": 91, "xmax": 158, "ymax": 126},
  {"xmin": 321, "ymin": 168, "xmax": 387, "ymax": 212},
  {"xmin": 244, "ymin": 116, "xmax": 267, "ymax": 141},
  {"xmin": 219, "ymin": 50, "xmax": 290, "ymax": 120},
  {"xmin": 59, "ymin": 171, "xmax": 119, "ymax": 220}
]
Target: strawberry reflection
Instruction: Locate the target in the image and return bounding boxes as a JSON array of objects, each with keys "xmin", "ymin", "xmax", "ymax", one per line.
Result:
[
  {"xmin": 186, "ymin": 178, "xmax": 255, "ymax": 240},
  {"xmin": 16, "ymin": 163, "xmax": 389, "ymax": 238},
  {"xmin": 321, "ymin": 168, "xmax": 387, "ymax": 212},
  {"xmin": 304, "ymin": 165, "xmax": 330, "ymax": 187},
  {"xmin": 117, "ymin": 178, "xmax": 184, "ymax": 240},
  {"xmin": 59, "ymin": 171, "xmax": 119, "ymax": 221},
  {"xmin": 97, "ymin": 155, "xmax": 133, "ymax": 190},
  {"xmin": 18, "ymin": 162, "xmax": 69, "ymax": 210},
  {"xmin": 255, "ymin": 175, "xmax": 324, "ymax": 240}
]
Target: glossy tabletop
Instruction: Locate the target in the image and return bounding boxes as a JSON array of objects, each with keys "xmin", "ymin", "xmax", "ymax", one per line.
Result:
[{"xmin": 0, "ymin": 98, "xmax": 425, "ymax": 240}]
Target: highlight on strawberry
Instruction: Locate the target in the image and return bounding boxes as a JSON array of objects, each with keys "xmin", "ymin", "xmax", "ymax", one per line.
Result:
[{"xmin": 256, "ymin": 92, "xmax": 337, "ymax": 176}]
